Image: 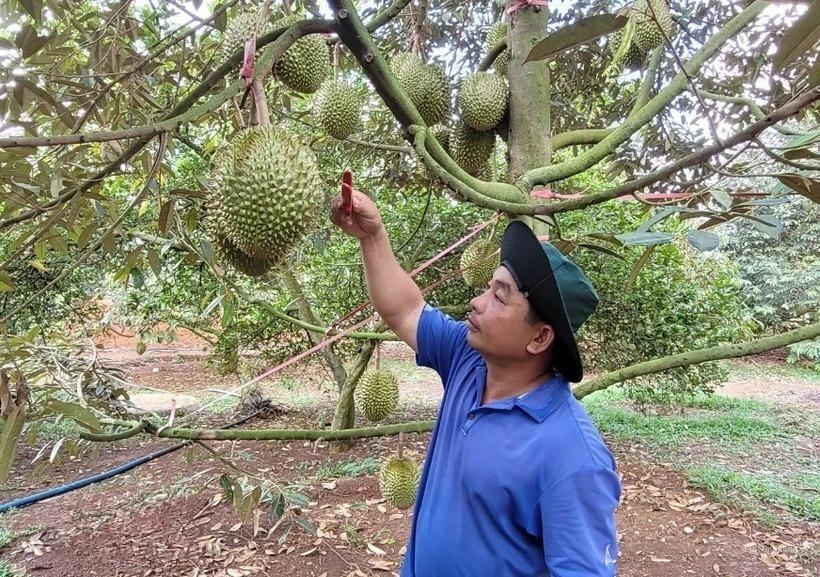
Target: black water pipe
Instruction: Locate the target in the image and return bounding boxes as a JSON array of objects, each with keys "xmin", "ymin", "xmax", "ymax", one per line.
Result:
[{"xmin": 0, "ymin": 407, "xmax": 266, "ymax": 513}]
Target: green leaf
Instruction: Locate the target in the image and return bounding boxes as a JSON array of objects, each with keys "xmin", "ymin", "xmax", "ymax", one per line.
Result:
[
  {"xmin": 27, "ymin": 259, "xmax": 48, "ymax": 272},
  {"xmin": 615, "ymin": 232, "xmax": 674, "ymax": 247},
  {"xmin": 686, "ymin": 230, "xmax": 720, "ymax": 252},
  {"xmin": 158, "ymin": 199, "xmax": 174, "ymax": 234},
  {"xmin": 781, "ymin": 129, "xmax": 820, "ymax": 151},
  {"xmin": 213, "ymin": 4, "xmax": 228, "ymax": 32},
  {"xmin": 19, "ymin": 0, "xmax": 43, "ymax": 21},
  {"xmin": 524, "ymin": 14, "xmax": 627, "ymax": 63},
  {"xmin": 576, "ymin": 243, "xmax": 626, "ymax": 261},
  {"xmin": 744, "ymin": 214, "xmax": 784, "ymax": 238},
  {"xmin": 44, "ymin": 399, "xmax": 101, "ymax": 432},
  {"xmin": 626, "ymin": 246, "xmax": 656, "ymax": 290},
  {"xmin": 220, "ymin": 473, "xmax": 234, "ymax": 501},
  {"xmin": 777, "ymin": 173, "xmax": 820, "ymax": 203},
  {"xmin": 773, "ymin": 0, "xmax": 820, "ymax": 71},
  {"xmin": 14, "ymin": 24, "xmax": 51, "ymax": 58},
  {"xmin": 0, "ymin": 270, "xmax": 16, "ymax": 292},
  {"xmin": 710, "ymin": 189, "xmax": 733, "ymax": 210},
  {"xmin": 636, "ymin": 207, "xmax": 682, "ymax": 233},
  {"xmin": 146, "ymin": 247, "xmax": 162, "ymax": 277}
]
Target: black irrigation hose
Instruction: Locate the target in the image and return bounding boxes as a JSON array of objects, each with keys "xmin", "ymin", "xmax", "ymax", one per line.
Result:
[{"xmin": 0, "ymin": 406, "xmax": 267, "ymax": 513}]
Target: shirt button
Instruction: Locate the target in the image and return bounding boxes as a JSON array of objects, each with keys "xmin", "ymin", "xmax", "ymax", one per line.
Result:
[{"xmin": 467, "ymin": 412, "xmax": 476, "ymax": 420}]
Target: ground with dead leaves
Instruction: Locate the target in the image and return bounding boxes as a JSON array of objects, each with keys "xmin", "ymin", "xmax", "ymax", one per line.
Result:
[{"xmin": 3, "ymin": 339, "xmax": 818, "ymax": 576}]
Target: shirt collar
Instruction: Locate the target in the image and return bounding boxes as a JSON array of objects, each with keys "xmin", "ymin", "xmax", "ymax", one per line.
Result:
[{"xmin": 513, "ymin": 375, "xmax": 572, "ymax": 422}]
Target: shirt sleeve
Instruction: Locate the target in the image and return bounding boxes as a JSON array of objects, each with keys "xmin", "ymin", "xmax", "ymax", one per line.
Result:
[
  {"xmin": 528, "ymin": 467, "xmax": 621, "ymax": 577},
  {"xmin": 415, "ymin": 304, "xmax": 468, "ymax": 386}
]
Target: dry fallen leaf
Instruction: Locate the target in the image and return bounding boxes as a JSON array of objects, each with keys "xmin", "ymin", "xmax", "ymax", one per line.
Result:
[{"xmin": 367, "ymin": 543, "xmax": 387, "ymax": 555}]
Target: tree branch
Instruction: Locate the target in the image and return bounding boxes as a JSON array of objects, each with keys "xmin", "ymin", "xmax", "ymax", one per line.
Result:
[
  {"xmin": 699, "ymin": 89, "xmax": 807, "ymax": 136},
  {"xmin": 520, "ymin": 86, "xmax": 820, "ymax": 216},
  {"xmin": 154, "ymin": 419, "xmax": 435, "ymax": 441},
  {"xmin": 574, "ymin": 320, "xmax": 820, "ymax": 399},
  {"xmin": 551, "ymin": 129, "xmax": 613, "ymax": 151},
  {"xmin": 520, "ymin": 0, "xmax": 769, "ymax": 190}
]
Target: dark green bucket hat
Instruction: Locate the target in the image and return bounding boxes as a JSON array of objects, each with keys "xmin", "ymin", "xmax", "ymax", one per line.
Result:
[{"xmin": 500, "ymin": 220, "xmax": 599, "ymax": 382}]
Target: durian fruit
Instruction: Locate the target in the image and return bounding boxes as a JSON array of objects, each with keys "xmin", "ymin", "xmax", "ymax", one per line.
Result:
[
  {"xmin": 450, "ymin": 120, "xmax": 495, "ymax": 177},
  {"xmin": 486, "ymin": 22, "xmax": 509, "ymax": 76},
  {"xmin": 273, "ymin": 14, "xmax": 331, "ymax": 94},
  {"xmin": 458, "ymin": 72, "xmax": 508, "ymax": 132},
  {"xmin": 429, "ymin": 124, "xmax": 450, "ymax": 153},
  {"xmin": 632, "ymin": 0, "xmax": 675, "ymax": 53},
  {"xmin": 609, "ymin": 28, "xmax": 646, "ymax": 72},
  {"xmin": 355, "ymin": 369, "xmax": 399, "ymax": 422},
  {"xmin": 221, "ymin": 7, "xmax": 270, "ymax": 62},
  {"xmin": 379, "ymin": 457, "xmax": 420, "ymax": 510},
  {"xmin": 460, "ymin": 238, "xmax": 499, "ymax": 289},
  {"xmin": 391, "ymin": 52, "xmax": 449, "ymax": 126},
  {"xmin": 314, "ymin": 79, "xmax": 363, "ymax": 140},
  {"xmin": 212, "ymin": 126, "xmax": 322, "ymax": 269}
]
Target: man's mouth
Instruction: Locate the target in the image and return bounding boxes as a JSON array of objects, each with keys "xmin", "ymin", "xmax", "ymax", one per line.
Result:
[{"xmin": 466, "ymin": 316, "xmax": 478, "ymax": 332}]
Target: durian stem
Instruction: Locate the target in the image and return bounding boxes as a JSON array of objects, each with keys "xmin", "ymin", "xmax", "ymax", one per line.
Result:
[
  {"xmin": 398, "ymin": 432, "xmax": 405, "ymax": 459},
  {"xmin": 250, "ymin": 79, "xmax": 270, "ymax": 126},
  {"xmin": 375, "ymin": 342, "xmax": 381, "ymax": 371}
]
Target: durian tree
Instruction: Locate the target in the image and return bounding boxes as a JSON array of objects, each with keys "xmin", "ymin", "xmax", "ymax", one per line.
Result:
[{"xmin": 1, "ymin": 0, "xmax": 820, "ymax": 476}]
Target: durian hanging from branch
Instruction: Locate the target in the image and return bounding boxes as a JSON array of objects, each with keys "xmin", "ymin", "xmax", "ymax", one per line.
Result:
[{"xmin": 205, "ymin": 2, "xmax": 325, "ymax": 277}]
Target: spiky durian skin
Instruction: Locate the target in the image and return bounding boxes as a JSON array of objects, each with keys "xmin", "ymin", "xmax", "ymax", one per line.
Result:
[
  {"xmin": 429, "ymin": 124, "xmax": 451, "ymax": 153},
  {"xmin": 221, "ymin": 8, "xmax": 270, "ymax": 62},
  {"xmin": 450, "ymin": 120, "xmax": 495, "ymax": 177},
  {"xmin": 609, "ymin": 29, "xmax": 646, "ymax": 71},
  {"xmin": 486, "ymin": 22, "xmax": 509, "ymax": 76},
  {"xmin": 391, "ymin": 52, "xmax": 450, "ymax": 126},
  {"xmin": 458, "ymin": 72, "xmax": 508, "ymax": 132},
  {"xmin": 213, "ymin": 126, "xmax": 322, "ymax": 268},
  {"xmin": 379, "ymin": 457, "xmax": 420, "ymax": 510},
  {"xmin": 632, "ymin": 0, "xmax": 675, "ymax": 52},
  {"xmin": 273, "ymin": 15, "xmax": 331, "ymax": 94},
  {"xmin": 314, "ymin": 79, "xmax": 363, "ymax": 140},
  {"xmin": 355, "ymin": 369, "xmax": 400, "ymax": 422},
  {"xmin": 460, "ymin": 239, "xmax": 499, "ymax": 289}
]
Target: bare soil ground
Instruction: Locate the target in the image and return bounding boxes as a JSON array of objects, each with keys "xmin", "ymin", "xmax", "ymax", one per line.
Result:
[{"xmin": 3, "ymin": 335, "xmax": 819, "ymax": 576}]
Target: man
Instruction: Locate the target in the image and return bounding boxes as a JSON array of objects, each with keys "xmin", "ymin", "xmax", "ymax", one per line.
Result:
[{"xmin": 331, "ymin": 189, "xmax": 621, "ymax": 577}]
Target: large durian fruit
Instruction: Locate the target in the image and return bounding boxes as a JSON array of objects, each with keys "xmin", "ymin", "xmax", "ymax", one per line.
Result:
[
  {"xmin": 355, "ymin": 369, "xmax": 399, "ymax": 422},
  {"xmin": 273, "ymin": 14, "xmax": 331, "ymax": 94},
  {"xmin": 221, "ymin": 6, "xmax": 270, "ymax": 62},
  {"xmin": 458, "ymin": 72, "xmax": 508, "ymax": 132},
  {"xmin": 609, "ymin": 28, "xmax": 646, "ymax": 71},
  {"xmin": 460, "ymin": 238, "xmax": 499, "ymax": 289},
  {"xmin": 379, "ymin": 456, "xmax": 420, "ymax": 510},
  {"xmin": 486, "ymin": 22, "xmax": 509, "ymax": 76},
  {"xmin": 314, "ymin": 79, "xmax": 364, "ymax": 140},
  {"xmin": 208, "ymin": 126, "xmax": 322, "ymax": 274},
  {"xmin": 391, "ymin": 52, "xmax": 449, "ymax": 126},
  {"xmin": 450, "ymin": 120, "xmax": 495, "ymax": 177},
  {"xmin": 632, "ymin": 0, "xmax": 675, "ymax": 52}
]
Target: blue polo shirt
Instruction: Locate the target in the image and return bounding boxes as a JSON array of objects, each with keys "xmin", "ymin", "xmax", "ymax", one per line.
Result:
[{"xmin": 401, "ymin": 305, "xmax": 621, "ymax": 577}]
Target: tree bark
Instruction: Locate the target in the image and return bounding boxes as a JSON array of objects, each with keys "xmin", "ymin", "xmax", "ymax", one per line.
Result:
[{"xmin": 508, "ymin": 4, "xmax": 551, "ymax": 184}]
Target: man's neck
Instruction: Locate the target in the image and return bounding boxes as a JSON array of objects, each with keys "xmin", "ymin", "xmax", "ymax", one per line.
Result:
[{"xmin": 482, "ymin": 361, "xmax": 553, "ymax": 405}]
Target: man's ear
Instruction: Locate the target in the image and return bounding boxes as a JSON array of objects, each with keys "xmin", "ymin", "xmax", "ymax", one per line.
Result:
[{"xmin": 526, "ymin": 323, "xmax": 555, "ymax": 355}]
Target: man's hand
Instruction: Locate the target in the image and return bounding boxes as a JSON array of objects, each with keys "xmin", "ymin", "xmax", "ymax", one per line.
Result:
[{"xmin": 330, "ymin": 189, "xmax": 384, "ymax": 240}]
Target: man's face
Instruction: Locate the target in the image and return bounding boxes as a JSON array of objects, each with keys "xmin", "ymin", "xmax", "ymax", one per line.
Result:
[{"xmin": 466, "ymin": 266, "xmax": 553, "ymax": 362}]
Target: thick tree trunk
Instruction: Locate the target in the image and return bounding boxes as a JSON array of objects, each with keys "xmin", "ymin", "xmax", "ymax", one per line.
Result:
[{"xmin": 507, "ymin": 4, "xmax": 551, "ymax": 184}]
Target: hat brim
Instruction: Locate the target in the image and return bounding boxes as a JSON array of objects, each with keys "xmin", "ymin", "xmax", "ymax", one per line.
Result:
[{"xmin": 501, "ymin": 221, "xmax": 584, "ymax": 382}]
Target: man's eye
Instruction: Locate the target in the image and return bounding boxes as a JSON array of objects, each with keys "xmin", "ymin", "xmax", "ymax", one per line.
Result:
[{"xmin": 494, "ymin": 293, "xmax": 504, "ymax": 303}]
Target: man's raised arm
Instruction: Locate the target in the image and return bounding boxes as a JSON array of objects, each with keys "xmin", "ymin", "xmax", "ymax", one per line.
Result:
[{"xmin": 330, "ymin": 189, "xmax": 425, "ymax": 351}]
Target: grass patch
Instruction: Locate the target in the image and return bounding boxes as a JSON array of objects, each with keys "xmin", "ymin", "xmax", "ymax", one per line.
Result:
[
  {"xmin": 729, "ymin": 362, "xmax": 820, "ymax": 384},
  {"xmin": 0, "ymin": 559, "xmax": 15, "ymax": 577},
  {"xmin": 584, "ymin": 388, "xmax": 820, "ymax": 523},
  {"xmin": 687, "ymin": 465, "xmax": 820, "ymax": 522},
  {"xmin": 315, "ymin": 456, "xmax": 380, "ymax": 480}
]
